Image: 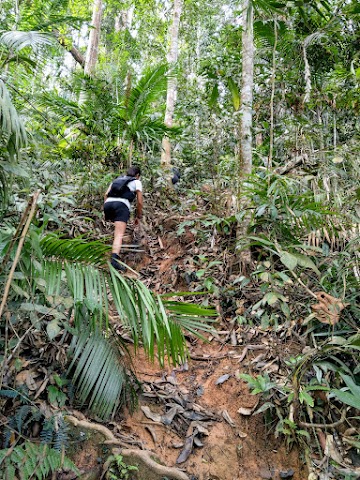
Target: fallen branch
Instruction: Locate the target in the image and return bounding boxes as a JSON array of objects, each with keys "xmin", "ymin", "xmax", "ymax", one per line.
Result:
[
  {"xmin": 66, "ymin": 415, "xmax": 127, "ymax": 446},
  {"xmin": 274, "ymin": 154, "xmax": 308, "ymax": 175},
  {"xmin": 189, "ymin": 354, "xmax": 230, "ymax": 361},
  {"xmin": 238, "ymin": 344, "xmax": 267, "ymax": 363}
]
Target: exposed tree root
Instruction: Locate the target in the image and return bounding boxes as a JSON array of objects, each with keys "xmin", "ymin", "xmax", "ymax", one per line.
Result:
[
  {"xmin": 116, "ymin": 448, "xmax": 190, "ymax": 480},
  {"xmin": 66, "ymin": 415, "xmax": 190, "ymax": 480}
]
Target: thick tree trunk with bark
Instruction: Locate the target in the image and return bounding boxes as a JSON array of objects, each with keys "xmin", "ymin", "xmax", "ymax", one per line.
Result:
[
  {"xmin": 161, "ymin": 0, "xmax": 182, "ymax": 168},
  {"xmin": 84, "ymin": 0, "xmax": 103, "ymax": 76},
  {"xmin": 239, "ymin": 0, "xmax": 254, "ymax": 177}
]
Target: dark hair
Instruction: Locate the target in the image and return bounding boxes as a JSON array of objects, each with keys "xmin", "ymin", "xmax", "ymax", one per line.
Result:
[{"xmin": 127, "ymin": 166, "xmax": 141, "ymax": 177}]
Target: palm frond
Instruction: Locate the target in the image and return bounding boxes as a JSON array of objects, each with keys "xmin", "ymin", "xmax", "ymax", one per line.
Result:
[
  {"xmin": 8, "ymin": 232, "xmax": 217, "ymax": 418},
  {"xmin": 68, "ymin": 328, "xmax": 131, "ymax": 419},
  {"xmin": 40, "ymin": 234, "xmax": 215, "ymax": 358},
  {"xmin": 303, "ymin": 31, "xmax": 326, "ymax": 48},
  {"xmin": 40, "ymin": 234, "xmax": 109, "ymax": 266},
  {"xmin": 0, "ymin": 30, "xmax": 56, "ymax": 51},
  {"xmin": 126, "ymin": 64, "xmax": 168, "ymax": 122},
  {"xmin": 0, "ymin": 79, "xmax": 27, "ymax": 149}
]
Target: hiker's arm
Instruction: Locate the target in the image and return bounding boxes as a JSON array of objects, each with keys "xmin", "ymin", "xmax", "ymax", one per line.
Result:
[
  {"xmin": 104, "ymin": 184, "xmax": 111, "ymax": 201},
  {"xmin": 135, "ymin": 190, "xmax": 143, "ymax": 220}
]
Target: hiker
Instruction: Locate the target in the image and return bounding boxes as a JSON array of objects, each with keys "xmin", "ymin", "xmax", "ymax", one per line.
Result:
[
  {"xmin": 171, "ymin": 167, "xmax": 181, "ymax": 185},
  {"xmin": 104, "ymin": 166, "xmax": 143, "ymax": 271}
]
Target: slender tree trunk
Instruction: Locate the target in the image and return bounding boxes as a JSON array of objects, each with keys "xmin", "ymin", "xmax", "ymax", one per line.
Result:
[
  {"xmin": 239, "ymin": 0, "xmax": 254, "ymax": 179},
  {"xmin": 236, "ymin": 0, "xmax": 255, "ymax": 271},
  {"xmin": 268, "ymin": 20, "xmax": 277, "ymax": 170},
  {"xmin": 84, "ymin": 0, "xmax": 103, "ymax": 76},
  {"xmin": 161, "ymin": 0, "xmax": 183, "ymax": 168},
  {"xmin": 303, "ymin": 43, "xmax": 311, "ymax": 104},
  {"xmin": 79, "ymin": 0, "xmax": 102, "ymax": 105}
]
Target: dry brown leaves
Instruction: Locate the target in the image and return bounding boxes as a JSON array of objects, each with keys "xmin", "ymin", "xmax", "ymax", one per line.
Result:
[{"xmin": 312, "ymin": 292, "xmax": 347, "ymax": 325}]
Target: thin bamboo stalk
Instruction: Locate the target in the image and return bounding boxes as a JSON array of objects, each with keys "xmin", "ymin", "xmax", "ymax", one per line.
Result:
[{"xmin": 0, "ymin": 190, "xmax": 40, "ymax": 320}]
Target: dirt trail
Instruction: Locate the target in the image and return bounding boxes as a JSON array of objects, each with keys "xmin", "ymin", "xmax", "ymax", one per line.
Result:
[
  {"xmin": 123, "ymin": 344, "xmax": 306, "ymax": 480},
  {"xmin": 94, "ymin": 196, "xmax": 308, "ymax": 480}
]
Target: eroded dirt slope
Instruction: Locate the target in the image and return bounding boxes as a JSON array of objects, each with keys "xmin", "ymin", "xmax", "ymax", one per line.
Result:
[{"xmin": 121, "ymin": 343, "xmax": 306, "ymax": 480}]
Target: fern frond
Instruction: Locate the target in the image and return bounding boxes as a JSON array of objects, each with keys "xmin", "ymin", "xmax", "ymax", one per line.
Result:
[
  {"xmin": 53, "ymin": 414, "xmax": 69, "ymax": 452},
  {"xmin": 0, "ymin": 442, "xmax": 79, "ymax": 480}
]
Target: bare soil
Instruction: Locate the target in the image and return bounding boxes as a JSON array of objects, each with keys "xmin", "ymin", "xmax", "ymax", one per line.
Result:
[{"xmin": 119, "ymin": 344, "xmax": 307, "ymax": 480}]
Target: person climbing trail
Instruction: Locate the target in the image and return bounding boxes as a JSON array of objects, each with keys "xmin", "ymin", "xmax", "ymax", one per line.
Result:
[
  {"xmin": 171, "ymin": 166, "xmax": 181, "ymax": 185},
  {"xmin": 104, "ymin": 166, "xmax": 143, "ymax": 271}
]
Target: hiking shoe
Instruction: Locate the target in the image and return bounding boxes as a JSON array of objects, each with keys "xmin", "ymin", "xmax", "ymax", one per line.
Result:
[{"xmin": 110, "ymin": 253, "xmax": 127, "ymax": 272}]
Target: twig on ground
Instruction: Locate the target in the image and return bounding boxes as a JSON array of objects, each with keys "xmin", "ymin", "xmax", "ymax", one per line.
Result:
[{"xmin": 299, "ymin": 408, "xmax": 347, "ymax": 429}]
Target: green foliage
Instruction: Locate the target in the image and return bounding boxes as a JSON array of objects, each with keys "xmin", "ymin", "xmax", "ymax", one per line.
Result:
[
  {"xmin": 0, "ymin": 30, "xmax": 56, "ymax": 52},
  {"xmin": 331, "ymin": 373, "xmax": 360, "ymax": 410},
  {"xmin": 0, "ymin": 441, "xmax": 79, "ymax": 480},
  {"xmin": 239, "ymin": 373, "xmax": 276, "ymax": 396},
  {"xmin": 240, "ymin": 334, "xmax": 360, "ymax": 450},
  {"xmin": 243, "ymin": 171, "xmax": 334, "ymax": 241},
  {"xmin": 1, "ymin": 226, "xmax": 216, "ymax": 420},
  {"xmin": 105, "ymin": 454, "xmax": 138, "ymax": 480},
  {"xmin": 67, "ymin": 327, "xmax": 134, "ymax": 419},
  {"xmin": 0, "ymin": 79, "xmax": 27, "ymax": 151}
]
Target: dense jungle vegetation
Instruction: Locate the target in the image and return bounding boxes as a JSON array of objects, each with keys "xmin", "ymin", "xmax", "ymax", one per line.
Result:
[{"xmin": 0, "ymin": 0, "xmax": 359, "ymax": 479}]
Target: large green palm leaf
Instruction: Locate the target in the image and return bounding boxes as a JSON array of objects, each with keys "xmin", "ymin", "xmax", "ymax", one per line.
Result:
[
  {"xmin": 0, "ymin": 79, "xmax": 27, "ymax": 149},
  {"xmin": 0, "ymin": 31, "xmax": 56, "ymax": 52},
  {"xmin": 125, "ymin": 64, "xmax": 168, "ymax": 122},
  {"xmin": 67, "ymin": 328, "xmax": 131, "ymax": 420},
  {"xmin": 36, "ymin": 234, "xmax": 215, "ymax": 418}
]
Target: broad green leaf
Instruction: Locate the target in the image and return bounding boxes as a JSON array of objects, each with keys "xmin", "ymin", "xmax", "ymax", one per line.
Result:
[
  {"xmin": 20, "ymin": 303, "xmax": 53, "ymax": 315},
  {"xmin": 339, "ymin": 374, "xmax": 360, "ymax": 397},
  {"xmin": 228, "ymin": 78, "xmax": 240, "ymax": 111},
  {"xmin": 299, "ymin": 390, "xmax": 314, "ymax": 407},
  {"xmin": 263, "ymin": 292, "xmax": 279, "ymax": 305},
  {"xmin": 279, "ymin": 252, "xmax": 298, "ymax": 271},
  {"xmin": 331, "ymin": 390, "xmax": 360, "ymax": 410},
  {"xmin": 292, "ymin": 253, "xmax": 320, "ymax": 275}
]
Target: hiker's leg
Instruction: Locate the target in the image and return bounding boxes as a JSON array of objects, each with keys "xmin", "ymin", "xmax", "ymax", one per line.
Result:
[{"xmin": 112, "ymin": 221, "xmax": 127, "ymax": 254}]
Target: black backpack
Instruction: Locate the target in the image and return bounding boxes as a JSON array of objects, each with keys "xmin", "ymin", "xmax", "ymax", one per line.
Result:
[{"xmin": 108, "ymin": 175, "xmax": 136, "ymax": 201}]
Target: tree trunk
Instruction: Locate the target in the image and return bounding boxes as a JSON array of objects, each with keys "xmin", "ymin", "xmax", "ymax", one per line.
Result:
[
  {"xmin": 239, "ymin": 0, "xmax": 254, "ymax": 178},
  {"xmin": 236, "ymin": 0, "xmax": 255, "ymax": 272},
  {"xmin": 268, "ymin": 20, "xmax": 277, "ymax": 170},
  {"xmin": 84, "ymin": 0, "xmax": 103, "ymax": 76},
  {"xmin": 161, "ymin": 0, "xmax": 183, "ymax": 168}
]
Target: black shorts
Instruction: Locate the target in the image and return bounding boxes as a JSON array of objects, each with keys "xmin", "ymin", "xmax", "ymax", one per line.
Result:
[{"xmin": 104, "ymin": 201, "xmax": 130, "ymax": 223}]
